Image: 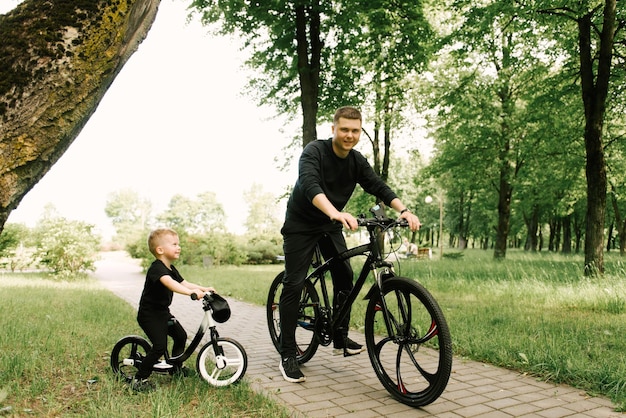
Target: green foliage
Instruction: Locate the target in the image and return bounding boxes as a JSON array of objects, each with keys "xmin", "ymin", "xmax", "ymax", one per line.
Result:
[
  {"xmin": 157, "ymin": 192, "xmax": 226, "ymax": 234},
  {"xmin": 33, "ymin": 214, "xmax": 101, "ymax": 278},
  {"xmin": 125, "ymin": 231, "xmax": 152, "ymax": 270},
  {"xmin": 243, "ymin": 183, "xmax": 282, "ymax": 236},
  {"xmin": 243, "ymin": 233, "xmax": 283, "ymax": 264},
  {"xmin": 104, "ymin": 189, "xmax": 152, "ymax": 246},
  {"xmin": 181, "ymin": 232, "xmax": 247, "ymax": 266},
  {"xmin": 0, "ymin": 223, "xmax": 27, "ymax": 255},
  {"xmin": 0, "ymin": 223, "xmax": 37, "ymax": 272}
]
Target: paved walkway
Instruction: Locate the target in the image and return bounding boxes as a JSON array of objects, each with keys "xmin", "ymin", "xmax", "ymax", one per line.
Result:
[{"xmin": 94, "ymin": 252, "xmax": 623, "ymax": 418}]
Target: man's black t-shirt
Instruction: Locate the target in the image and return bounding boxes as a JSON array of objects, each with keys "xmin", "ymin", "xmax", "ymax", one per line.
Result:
[
  {"xmin": 138, "ymin": 259, "xmax": 184, "ymax": 313},
  {"xmin": 283, "ymin": 138, "xmax": 397, "ymax": 231}
]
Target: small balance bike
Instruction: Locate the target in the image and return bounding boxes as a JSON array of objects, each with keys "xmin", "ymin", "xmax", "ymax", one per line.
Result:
[{"xmin": 110, "ymin": 292, "xmax": 247, "ymax": 387}]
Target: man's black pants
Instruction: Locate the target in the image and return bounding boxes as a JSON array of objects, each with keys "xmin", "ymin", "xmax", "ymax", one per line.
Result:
[{"xmin": 279, "ymin": 230, "xmax": 354, "ymax": 359}]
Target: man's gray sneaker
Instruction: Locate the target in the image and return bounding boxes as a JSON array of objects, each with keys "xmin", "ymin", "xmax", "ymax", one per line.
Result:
[{"xmin": 279, "ymin": 357, "xmax": 306, "ymax": 383}]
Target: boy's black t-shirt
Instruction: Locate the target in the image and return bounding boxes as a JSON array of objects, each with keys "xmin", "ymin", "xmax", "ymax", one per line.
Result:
[{"xmin": 138, "ymin": 259, "xmax": 184, "ymax": 313}]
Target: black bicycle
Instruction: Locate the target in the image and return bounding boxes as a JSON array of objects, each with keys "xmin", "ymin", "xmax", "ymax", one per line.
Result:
[
  {"xmin": 266, "ymin": 205, "xmax": 452, "ymax": 407},
  {"xmin": 111, "ymin": 292, "xmax": 247, "ymax": 387}
]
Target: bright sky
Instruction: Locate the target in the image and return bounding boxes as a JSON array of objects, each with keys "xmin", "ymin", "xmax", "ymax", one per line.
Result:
[{"xmin": 3, "ymin": 0, "xmax": 299, "ymax": 237}]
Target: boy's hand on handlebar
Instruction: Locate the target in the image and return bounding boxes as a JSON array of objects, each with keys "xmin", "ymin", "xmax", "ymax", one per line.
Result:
[
  {"xmin": 400, "ymin": 211, "xmax": 422, "ymax": 232},
  {"xmin": 331, "ymin": 212, "xmax": 358, "ymax": 231},
  {"xmin": 190, "ymin": 290, "xmax": 206, "ymax": 300}
]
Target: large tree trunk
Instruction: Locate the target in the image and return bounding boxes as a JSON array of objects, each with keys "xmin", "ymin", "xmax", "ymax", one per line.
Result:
[
  {"xmin": 494, "ymin": 163, "xmax": 512, "ymax": 259},
  {"xmin": 295, "ymin": 2, "xmax": 321, "ymax": 148},
  {"xmin": 578, "ymin": 1, "xmax": 616, "ymax": 275},
  {"xmin": 610, "ymin": 190, "xmax": 626, "ymax": 256},
  {"xmin": 524, "ymin": 204, "xmax": 539, "ymax": 252},
  {"xmin": 0, "ymin": 0, "xmax": 160, "ymax": 234},
  {"xmin": 562, "ymin": 214, "xmax": 572, "ymax": 254},
  {"xmin": 492, "ymin": 32, "xmax": 515, "ymax": 260}
]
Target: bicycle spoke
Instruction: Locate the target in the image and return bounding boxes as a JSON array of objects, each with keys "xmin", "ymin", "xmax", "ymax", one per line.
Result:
[
  {"xmin": 197, "ymin": 339, "xmax": 247, "ymax": 387},
  {"xmin": 266, "ymin": 272, "xmax": 320, "ymax": 364}
]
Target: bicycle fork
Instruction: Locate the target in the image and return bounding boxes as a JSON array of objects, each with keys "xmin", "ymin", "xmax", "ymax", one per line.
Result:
[
  {"xmin": 209, "ymin": 327, "xmax": 228, "ymax": 369},
  {"xmin": 370, "ymin": 264, "xmax": 400, "ymax": 339}
]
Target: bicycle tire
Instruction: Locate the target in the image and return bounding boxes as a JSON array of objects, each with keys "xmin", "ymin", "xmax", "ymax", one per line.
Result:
[
  {"xmin": 364, "ymin": 277, "xmax": 452, "ymax": 407},
  {"xmin": 110, "ymin": 335, "xmax": 151, "ymax": 382},
  {"xmin": 266, "ymin": 271, "xmax": 320, "ymax": 364},
  {"xmin": 197, "ymin": 337, "xmax": 248, "ymax": 387}
]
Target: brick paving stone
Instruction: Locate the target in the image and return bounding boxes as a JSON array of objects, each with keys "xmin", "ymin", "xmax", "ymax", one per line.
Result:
[{"xmin": 94, "ymin": 252, "xmax": 624, "ymax": 418}]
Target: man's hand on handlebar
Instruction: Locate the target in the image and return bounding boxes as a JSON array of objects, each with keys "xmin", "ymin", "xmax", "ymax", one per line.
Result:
[
  {"xmin": 400, "ymin": 211, "xmax": 422, "ymax": 232},
  {"xmin": 331, "ymin": 212, "xmax": 359, "ymax": 231}
]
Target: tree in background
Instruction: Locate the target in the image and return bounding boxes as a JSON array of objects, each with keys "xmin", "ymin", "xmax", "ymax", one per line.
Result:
[
  {"xmin": 32, "ymin": 205, "xmax": 101, "ymax": 278},
  {"xmin": 189, "ymin": 0, "xmax": 325, "ymax": 146},
  {"xmin": 104, "ymin": 189, "xmax": 152, "ymax": 247},
  {"xmin": 157, "ymin": 192, "xmax": 226, "ymax": 235},
  {"xmin": 187, "ymin": 0, "xmax": 433, "ymax": 180},
  {"xmin": 421, "ymin": 0, "xmax": 624, "ymax": 271},
  {"xmin": 243, "ymin": 184, "xmax": 283, "ymax": 264},
  {"xmin": 535, "ymin": 0, "xmax": 619, "ymax": 274},
  {"xmin": 0, "ymin": 222, "xmax": 37, "ymax": 271}
]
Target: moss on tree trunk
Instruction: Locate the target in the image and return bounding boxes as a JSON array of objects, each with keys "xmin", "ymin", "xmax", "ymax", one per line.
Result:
[{"xmin": 0, "ymin": 0, "xmax": 160, "ymax": 233}]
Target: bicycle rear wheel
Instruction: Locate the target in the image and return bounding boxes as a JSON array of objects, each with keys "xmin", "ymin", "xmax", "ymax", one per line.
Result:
[
  {"xmin": 364, "ymin": 277, "xmax": 452, "ymax": 407},
  {"xmin": 266, "ymin": 271, "xmax": 320, "ymax": 364},
  {"xmin": 110, "ymin": 335, "xmax": 151, "ymax": 382}
]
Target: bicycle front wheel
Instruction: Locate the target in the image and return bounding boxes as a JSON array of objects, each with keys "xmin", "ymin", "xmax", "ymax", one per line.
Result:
[
  {"xmin": 266, "ymin": 271, "xmax": 320, "ymax": 364},
  {"xmin": 364, "ymin": 277, "xmax": 452, "ymax": 407},
  {"xmin": 197, "ymin": 338, "xmax": 247, "ymax": 387}
]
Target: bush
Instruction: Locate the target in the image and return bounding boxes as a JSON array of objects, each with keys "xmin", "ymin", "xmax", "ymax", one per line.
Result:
[{"xmin": 33, "ymin": 217, "xmax": 101, "ymax": 277}]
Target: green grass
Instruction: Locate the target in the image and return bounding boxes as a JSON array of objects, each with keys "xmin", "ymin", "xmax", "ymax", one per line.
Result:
[
  {"xmin": 0, "ymin": 277, "xmax": 289, "ymax": 417},
  {"xmin": 181, "ymin": 249, "xmax": 626, "ymax": 411},
  {"xmin": 398, "ymin": 249, "xmax": 626, "ymax": 410}
]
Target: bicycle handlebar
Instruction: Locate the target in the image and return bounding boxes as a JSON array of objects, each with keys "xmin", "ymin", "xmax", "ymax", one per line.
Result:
[
  {"xmin": 190, "ymin": 291, "xmax": 216, "ymax": 301},
  {"xmin": 356, "ymin": 216, "xmax": 409, "ymax": 230}
]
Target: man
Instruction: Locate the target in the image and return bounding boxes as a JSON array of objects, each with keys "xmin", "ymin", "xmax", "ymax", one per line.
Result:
[{"xmin": 278, "ymin": 106, "xmax": 421, "ymax": 383}]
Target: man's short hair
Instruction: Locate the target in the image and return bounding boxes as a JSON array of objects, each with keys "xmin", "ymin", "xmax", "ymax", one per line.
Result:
[
  {"xmin": 334, "ymin": 106, "xmax": 362, "ymax": 123},
  {"xmin": 148, "ymin": 227, "xmax": 178, "ymax": 256}
]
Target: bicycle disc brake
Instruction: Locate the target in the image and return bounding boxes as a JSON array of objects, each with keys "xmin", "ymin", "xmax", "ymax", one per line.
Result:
[{"xmin": 315, "ymin": 307, "xmax": 332, "ymax": 346}]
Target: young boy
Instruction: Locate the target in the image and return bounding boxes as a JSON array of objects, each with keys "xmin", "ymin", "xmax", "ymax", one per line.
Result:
[{"xmin": 131, "ymin": 227, "xmax": 215, "ymax": 392}]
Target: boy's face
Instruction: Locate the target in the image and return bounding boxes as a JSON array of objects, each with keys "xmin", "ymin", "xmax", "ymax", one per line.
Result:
[{"xmin": 156, "ymin": 233, "xmax": 181, "ymax": 261}]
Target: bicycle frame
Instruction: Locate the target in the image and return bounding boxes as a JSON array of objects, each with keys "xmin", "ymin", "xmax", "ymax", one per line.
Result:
[
  {"xmin": 307, "ymin": 219, "xmax": 398, "ymax": 343},
  {"xmin": 162, "ymin": 297, "xmax": 223, "ymax": 367}
]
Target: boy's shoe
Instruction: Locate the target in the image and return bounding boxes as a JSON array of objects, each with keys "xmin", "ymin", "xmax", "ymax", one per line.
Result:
[
  {"xmin": 279, "ymin": 357, "xmax": 306, "ymax": 383},
  {"xmin": 172, "ymin": 366, "xmax": 196, "ymax": 378},
  {"xmin": 130, "ymin": 378, "xmax": 155, "ymax": 393},
  {"xmin": 333, "ymin": 337, "xmax": 366, "ymax": 356}
]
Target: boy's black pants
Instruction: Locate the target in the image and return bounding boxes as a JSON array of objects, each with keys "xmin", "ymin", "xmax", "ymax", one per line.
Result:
[{"xmin": 135, "ymin": 309, "xmax": 187, "ymax": 379}]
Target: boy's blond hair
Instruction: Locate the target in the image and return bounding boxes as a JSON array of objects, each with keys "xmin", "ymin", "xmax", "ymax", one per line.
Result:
[{"xmin": 148, "ymin": 228, "xmax": 178, "ymax": 256}]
